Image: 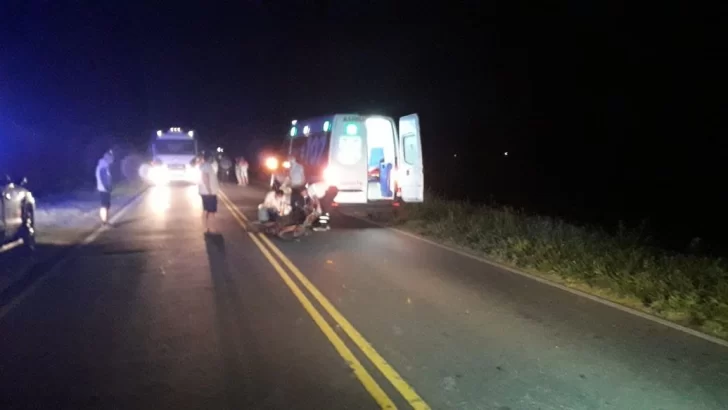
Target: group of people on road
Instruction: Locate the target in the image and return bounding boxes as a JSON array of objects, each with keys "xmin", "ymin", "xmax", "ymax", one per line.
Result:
[
  {"xmin": 209, "ymin": 154, "xmax": 248, "ymax": 186},
  {"xmin": 94, "ymin": 148, "xmax": 320, "ymax": 237},
  {"xmin": 95, "ymin": 149, "xmax": 224, "ymax": 233},
  {"xmin": 258, "ymin": 155, "xmax": 329, "ymax": 237}
]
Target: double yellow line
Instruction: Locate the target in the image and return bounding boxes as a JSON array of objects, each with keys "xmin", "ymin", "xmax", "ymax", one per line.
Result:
[{"xmin": 218, "ymin": 190, "xmax": 430, "ymax": 410}]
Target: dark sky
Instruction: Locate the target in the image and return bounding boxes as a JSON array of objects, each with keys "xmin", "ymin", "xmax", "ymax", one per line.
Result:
[{"xmin": 1, "ymin": 1, "xmax": 726, "ymax": 248}]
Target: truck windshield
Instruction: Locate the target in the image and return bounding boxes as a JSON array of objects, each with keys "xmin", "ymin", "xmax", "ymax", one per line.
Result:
[{"xmin": 154, "ymin": 140, "xmax": 196, "ymax": 155}]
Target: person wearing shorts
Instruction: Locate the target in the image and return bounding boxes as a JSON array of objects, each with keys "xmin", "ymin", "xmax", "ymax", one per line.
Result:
[
  {"xmin": 99, "ymin": 191, "xmax": 111, "ymax": 210},
  {"xmin": 201, "ymin": 194, "xmax": 218, "ymax": 213},
  {"xmin": 198, "ymin": 153, "xmax": 220, "ymax": 233}
]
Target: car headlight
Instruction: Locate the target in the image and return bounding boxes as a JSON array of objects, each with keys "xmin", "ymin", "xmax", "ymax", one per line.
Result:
[
  {"xmin": 265, "ymin": 157, "xmax": 279, "ymax": 171},
  {"xmin": 148, "ymin": 166, "xmax": 169, "ymax": 184},
  {"xmin": 187, "ymin": 167, "xmax": 201, "ymax": 181}
]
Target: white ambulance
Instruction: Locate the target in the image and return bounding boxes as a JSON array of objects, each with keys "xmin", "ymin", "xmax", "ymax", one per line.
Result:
[{"xmin": 268, "ymin": 114, "xmax": 424, "ymax": 211}]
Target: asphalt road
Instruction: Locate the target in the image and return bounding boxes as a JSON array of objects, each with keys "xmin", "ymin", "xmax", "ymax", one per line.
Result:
[{"xmin": 1, "ymin": 183, "xmax": 727, "ymax": 410}]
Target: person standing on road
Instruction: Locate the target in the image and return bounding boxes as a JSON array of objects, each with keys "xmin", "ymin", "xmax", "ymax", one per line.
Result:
[
  {"xmin": 95, "ymin": 150, "xmax": 114, "ymax": 225},
  {"xmin": 236, "ymin": 156, "xmax": 249, "ymax": 186},
  {"xmin": 211, "ymin": 156, "xmax": 219, "ymax": 175},
  {"xmin": 288, "ymin": 155, "xmax": 306, "ymax": 210},
  {"xmin": 219, "ymin": 155, "xmax": 233, "ymax": 183},
  {"xmin": 198, "ymin": 153, "xmax": 221, "ymax": 234}
]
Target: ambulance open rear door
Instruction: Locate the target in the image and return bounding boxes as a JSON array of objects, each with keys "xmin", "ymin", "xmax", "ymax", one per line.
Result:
[{"xmin": 397, "ymin": 114, "xmax": 424, "ymax": 203}]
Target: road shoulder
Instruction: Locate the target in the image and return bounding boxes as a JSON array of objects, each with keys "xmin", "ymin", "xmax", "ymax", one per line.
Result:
[
  {"xmin": 349, "ymin": 211, "xmax": 728, "ymax": 348},
  {"xmin": 0, "ymin": 179, "xmax": 148, "ymax": 297}
]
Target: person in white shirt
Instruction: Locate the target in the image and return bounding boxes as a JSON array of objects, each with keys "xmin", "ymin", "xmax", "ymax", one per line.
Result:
[
  {"xmin": 211, "ymin": 156, "xmax": 219, "ymax": 175},
  {"xmin": 300, "ymin": 188, "xmax": 322, "ymax": 227},
  {"xmin": 277, "ymin": 186, "xmax": 320, "ymax": 238},
  {"xmin": 236, "ymin": 157, "xmax": 249, "ymax": 186},
  {"xmin": 197, "ymin": 153, "xmax": 221, "ymax": 233},
  {"xmin": 288, "ymin": 156, "xmax": 305, "ymax": 188},
  {"xmin": 307, "ymin": 182, "xmax": 330, "ymax": 231},
  {"xmin": 95, "ymin": 150, "xmax": 114, "ymax": 225},
  {"xmin": 260, "ymin": 189, "xmax": 285, "ymax": 222},
  {"xmin": 287, "ymin": 155, "xmax": 306, "ymax": 212}
]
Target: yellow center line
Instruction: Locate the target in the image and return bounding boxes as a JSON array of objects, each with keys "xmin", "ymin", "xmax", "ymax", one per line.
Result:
[
  {"xmin": 219, "ymin": 190, "xmax": 431, "ymax": 410},
  {"xmin": 218, "ymin": 192, "xmax": 396, "ymax": 409}
]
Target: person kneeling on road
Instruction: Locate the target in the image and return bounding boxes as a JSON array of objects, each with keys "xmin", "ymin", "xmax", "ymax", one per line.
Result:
[
  {"xmin": 259, "ymin": 189, "xmax": 286, "ymax": 222},
  {"xmin": 306, "ymin": 182, "xmax": 330, "ymax": 231},
  {"xmin": 301, "ymin": 188, "xmax": 322, "ymax": 228},
  {"xmin": 275, "ymin": 187, "xmax": 314, "ymax": 238}
]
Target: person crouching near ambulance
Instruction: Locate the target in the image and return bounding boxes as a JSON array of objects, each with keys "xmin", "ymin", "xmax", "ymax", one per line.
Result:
[
  {"xmin": 258, "ymin": 189, "xmax": 286, "ymax": 223},
  {"xmin": 307, "ymin": 182, "xmax": 330, "ymax": 231}
]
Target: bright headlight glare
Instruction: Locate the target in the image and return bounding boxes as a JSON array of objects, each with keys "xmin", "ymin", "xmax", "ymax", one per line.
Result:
[
  {"xmin": 187, "ymin": 167, "xmax": 201, "ymax": 181},
  {"xmin": 265, "ymin": 157, "xmax": 279, "ymax": 170},
  {"xmin": 148, "ymin": 166, "xmax": 169, "ymax": 185},
  {"xmin": 323, "ymin": 166, "xmax": 338, "ymax": 187}
]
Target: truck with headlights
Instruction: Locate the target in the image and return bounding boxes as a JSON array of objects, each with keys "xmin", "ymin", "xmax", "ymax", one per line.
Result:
[{"xmin": 148, "ymin": 127, "xmax": 200, "ymax": 185}]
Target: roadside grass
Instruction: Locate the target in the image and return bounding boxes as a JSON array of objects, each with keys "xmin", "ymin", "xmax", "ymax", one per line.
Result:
[
  {"xmin": 1, "ymin": 178, "xmax": 148, "ymax": 295},
  {"xmin": 35, "ymin": 178, "xmax": 145, "ymax": 205},
  {"xmin": 34, "ymin": 178, "xmax": 147, "ymax": 229},
  {"xmin": 379, "ymin": 194, "xmax": 728, "ymax": 340}
]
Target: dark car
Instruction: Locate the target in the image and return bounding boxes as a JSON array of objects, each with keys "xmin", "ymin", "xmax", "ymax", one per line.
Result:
[{"xmin": 1, "ymin": 174, "xmax": 36, "ymax": 250}]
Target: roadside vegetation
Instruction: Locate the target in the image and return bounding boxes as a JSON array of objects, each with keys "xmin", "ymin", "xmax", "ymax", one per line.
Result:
[{"xmin": 379, "ymin": 193, "xmax": 728, "ymax": 340}]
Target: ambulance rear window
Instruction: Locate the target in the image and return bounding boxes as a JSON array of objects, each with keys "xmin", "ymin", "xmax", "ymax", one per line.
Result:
[
  {"xmin": 155, "ymin": 140, "xmax": 196, "ymax": 155},
  {"xmin": 402, "ymin": 134, "xmax": 419, "ymax": 165}
]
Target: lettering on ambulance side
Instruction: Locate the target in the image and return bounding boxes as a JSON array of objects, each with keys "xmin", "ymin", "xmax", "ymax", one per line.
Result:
[
  {"xmin": 300, "ymin": 134, "xmax": 327, "ymax": 166},
  {"xmin": 338, "ymin": 180, "xmax": 363, "ymax": 189}
]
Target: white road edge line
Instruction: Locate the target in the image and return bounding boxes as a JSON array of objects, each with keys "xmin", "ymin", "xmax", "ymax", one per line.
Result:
[
  {"xmin": 347, "ymin": 213, "xmax": 728, "ymax": 349},
  {"xmin": 0, "ymin": 189, "xmax": 147, "ymax": 320}
]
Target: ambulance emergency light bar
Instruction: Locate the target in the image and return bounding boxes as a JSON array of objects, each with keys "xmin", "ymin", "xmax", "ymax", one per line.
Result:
[
  {"xmin": 289, "ymin": 120, "xmax": 333, "ymax": 137},
  {"xmin": 157, "ymin": 128, "xmax": 194, "ymax": 137}
]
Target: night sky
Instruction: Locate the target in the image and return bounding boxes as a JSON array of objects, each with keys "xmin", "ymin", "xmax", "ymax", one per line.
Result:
[{"xmin": 1, "ymin": 1, "xmax": 725, "ymax": 250}]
